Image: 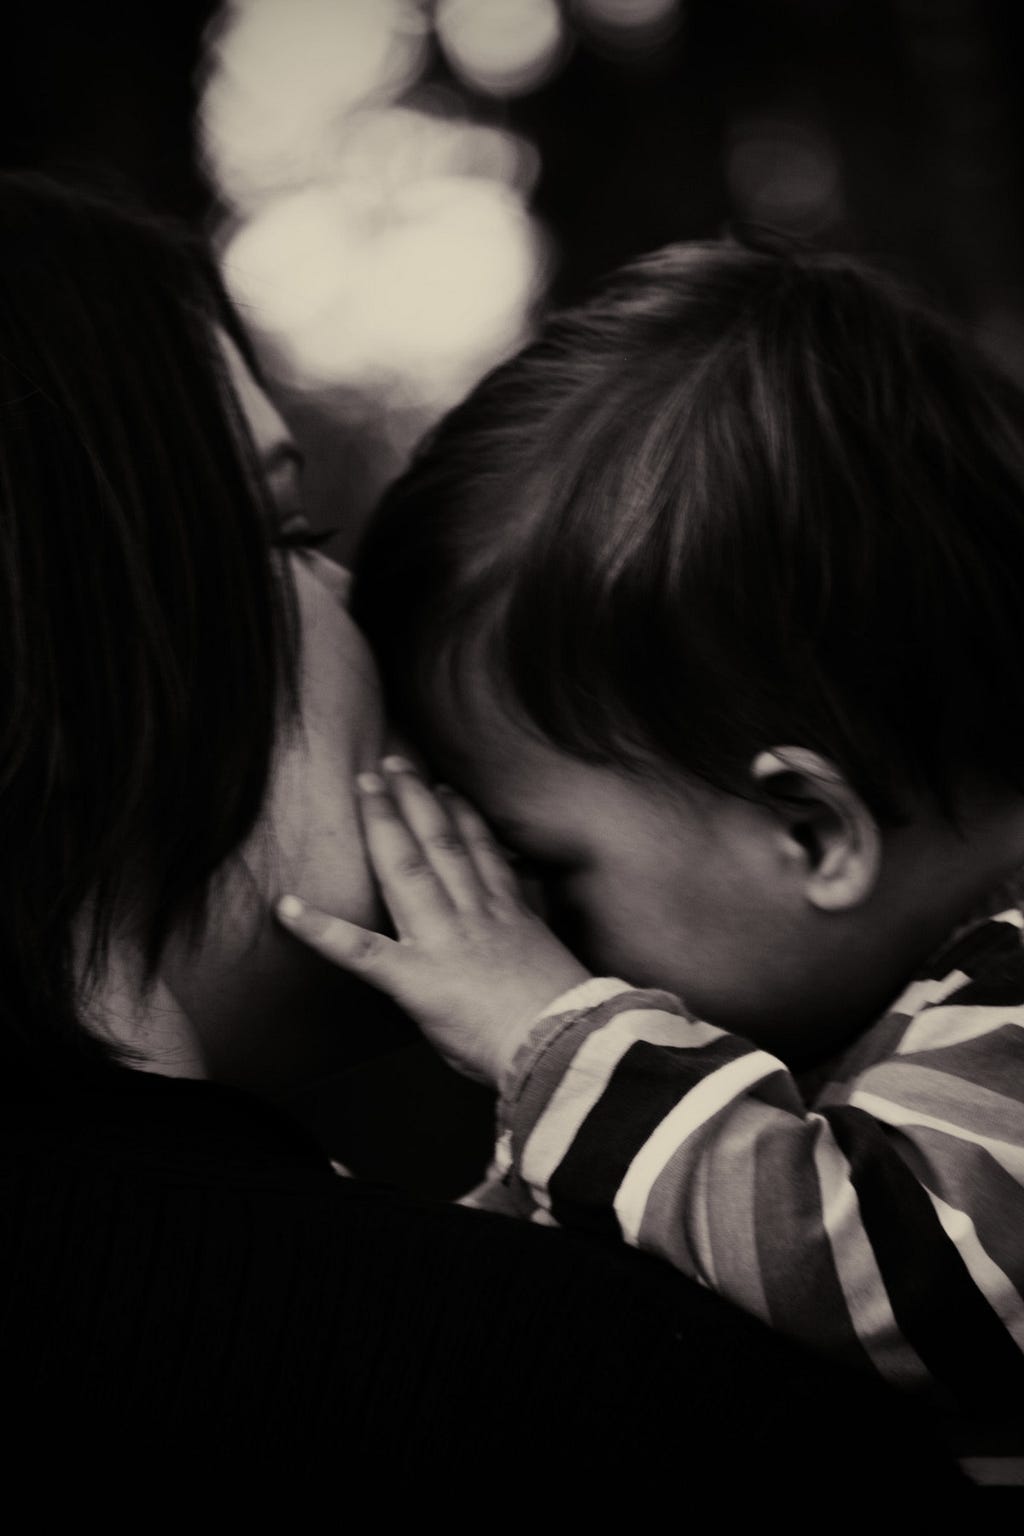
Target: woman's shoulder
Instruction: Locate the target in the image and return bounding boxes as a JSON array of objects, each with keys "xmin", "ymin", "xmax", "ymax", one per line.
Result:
[
  {"xmin": 0, "ymin": 1061, "xmax": 334, "ymax": 1188},
  {"xmin": 0, "ymin": 1062, "xmax": 971, "ymax": 1502}
]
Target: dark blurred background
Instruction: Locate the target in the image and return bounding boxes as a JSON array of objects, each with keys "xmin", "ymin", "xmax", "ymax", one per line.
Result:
[{"xmin": 3, "ymin": 0, "xmax": 1023, "ymax": 559}]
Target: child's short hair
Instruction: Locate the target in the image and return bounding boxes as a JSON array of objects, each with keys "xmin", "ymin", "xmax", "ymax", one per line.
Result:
[{"xmin": 354, "ymin": 241, "xmax": 1024, "ymax": 824}]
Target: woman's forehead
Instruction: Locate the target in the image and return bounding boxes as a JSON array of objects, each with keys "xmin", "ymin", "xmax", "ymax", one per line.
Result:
[{"xmin": 215, "ymin": 325, "xmax": 294, "ymax": 465}]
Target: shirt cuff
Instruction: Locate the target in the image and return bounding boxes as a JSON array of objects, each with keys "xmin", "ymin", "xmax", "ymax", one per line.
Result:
[
  {"xmin": 497, "ymin": 976, "xmax": 635, "ymax": 1101},
  {"xmin": 534, "ymin": 975, "xmax": 636, "ymax": 1021}
]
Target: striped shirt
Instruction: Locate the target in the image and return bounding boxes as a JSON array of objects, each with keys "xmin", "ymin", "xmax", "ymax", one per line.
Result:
[{"xmin": 467, "ymin": 903, "xmax": 1024, "ymax": 1418}]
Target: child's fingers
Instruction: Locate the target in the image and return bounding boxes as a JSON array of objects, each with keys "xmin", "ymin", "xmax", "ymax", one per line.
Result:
[
  {"xmin": 379, "ymin": 757, "xmax": 489, "ymax": 912},
  {"xmin": 439, "ymin": 789, "xmax": 522, "ymax": 902},
  {"xmin": 356, "ymin": 773, "xmax": 456, "ymax": 938},
  {"xmin": 276, "ymin": 895, "xmax": 407, "ymax": 996}
]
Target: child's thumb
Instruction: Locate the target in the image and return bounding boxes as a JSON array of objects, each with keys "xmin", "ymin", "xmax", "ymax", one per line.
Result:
[{"xmin": 276, "ymin": 895, "xmax": 399, "ymax": 989}]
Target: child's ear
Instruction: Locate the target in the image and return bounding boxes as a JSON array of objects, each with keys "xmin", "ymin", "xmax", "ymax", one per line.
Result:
[{"xmin": 749, "ymin": 748, "xmax": 882, "ymax": 912}]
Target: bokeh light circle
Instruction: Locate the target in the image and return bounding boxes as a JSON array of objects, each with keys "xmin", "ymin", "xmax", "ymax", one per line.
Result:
[
  {"xmin": 576, "ymin": 0, "xmax": 680, "ymax": 25},
  {"xmin": 726, "ymin": 119, "xmax": 844, "ymax": 237},
  {"xmin": 436, "ymin": 0, "xmax": 566, "ymax": 98},
  {"xmin": 574, "ymin": 0, "xmax": 682, "ymax": 55}
]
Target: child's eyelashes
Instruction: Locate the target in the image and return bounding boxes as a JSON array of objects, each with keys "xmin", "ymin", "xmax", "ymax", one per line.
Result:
[
  {"xmin": 501, "ymin": 845, "xmax": 579, "ymax": 883},
  {"xmin": 504, "ymin": 850, "xmax": 545, "ymax": 881},
  {"xmin": 496, "ymin": 839, "xmax": 546, "ymax": 872}
]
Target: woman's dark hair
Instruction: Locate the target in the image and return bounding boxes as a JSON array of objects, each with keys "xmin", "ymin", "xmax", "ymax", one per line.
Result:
[
  {"xmin": 0, "ymin": 173, "xmax": 298, "ymax": 1074},
  {"xmin": 355, "ymin": 240, "xmax": 1024, "ymax": 826}
]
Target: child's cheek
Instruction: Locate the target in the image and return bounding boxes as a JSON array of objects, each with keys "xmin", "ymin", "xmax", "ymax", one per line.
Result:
[{"xmin": 541, "ymin": 867, "xmax": 658, "ymax": 983}]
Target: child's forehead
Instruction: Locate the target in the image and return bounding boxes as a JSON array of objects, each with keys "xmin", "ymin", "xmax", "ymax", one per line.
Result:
[
  {"xmin": 427, "ymin": 673, "xmax": 561, "ymax": 805},
  {"xmin": 426, "ymin": 670, "xmax": 712, "ymax": 843}
]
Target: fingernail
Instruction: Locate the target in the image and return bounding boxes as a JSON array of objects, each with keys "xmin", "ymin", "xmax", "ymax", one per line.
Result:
[
  {"xmin": 380, "ymin": 755, "xmax": 415, "ymax": 774},
  {"xmin": 357, "ymin": 771, "xmax": 387, "ymax": 794},
  {"xmin": 277, "ymin": 894, "xmax": 305, "ymax": 921}
]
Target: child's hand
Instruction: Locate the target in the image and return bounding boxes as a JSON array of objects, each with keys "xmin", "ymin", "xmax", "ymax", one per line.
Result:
[{"xmin": 275, "ymin": 757, "xmax": 591, "ymax": 1086}]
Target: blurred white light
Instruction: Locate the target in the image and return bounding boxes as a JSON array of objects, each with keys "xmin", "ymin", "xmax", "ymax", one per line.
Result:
[
  {"xmin": 577, "ymin": 0, "xmax": 680, "ymax": 26},
  {"xmin": 574, "ymin": 0, "xmax": 682, "ymax": 54},
  {"xmin": 332, "ymin": 107, "xmax": 540, "ymax": 197},
  {"xmin": 436, "ymin": 0, "xmax": 566, "ymax": 98},
  {"xmin": 222, "ymin": 176, "xmax": 545, "ymax": 411},
  {"xmin": 200, "ymin": 0, "xmax": 429, "ymax": 206},
  {"xmin": 202, "ymin": 0, "xmax": 553, "ymax": 428},
  {"xmin": 726, "ymin": 120, "xmax": 843, "ymax": 237}
]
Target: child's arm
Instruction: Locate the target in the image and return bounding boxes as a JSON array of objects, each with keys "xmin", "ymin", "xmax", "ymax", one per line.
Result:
[
  {"xmin": 484, "ymin": 969, "xmax": 1024, "ymax": 1411},
  {"xmin": 277, "ymin": 765, "xmax": 1024, "ymax": 1411}
]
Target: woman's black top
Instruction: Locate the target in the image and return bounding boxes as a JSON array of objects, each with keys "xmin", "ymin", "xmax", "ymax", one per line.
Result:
[{"xmin": 0, "ymin": 1062, "xmax": 973, "ymax": 1511}]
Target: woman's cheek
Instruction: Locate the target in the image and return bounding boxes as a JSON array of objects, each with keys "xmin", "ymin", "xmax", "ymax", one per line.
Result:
[
  {"xmin": 269, "ymin": 763, "xmax": 382, "ymax": 931},
  {"xmin": 267, "ymin": 559, "xmax": 387, "ymax": 926}
]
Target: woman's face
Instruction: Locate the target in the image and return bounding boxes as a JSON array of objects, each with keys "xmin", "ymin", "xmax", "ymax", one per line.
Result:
[{"xmin": 160, "ymin": 332, "xmax": 411, "ymax": 1094}]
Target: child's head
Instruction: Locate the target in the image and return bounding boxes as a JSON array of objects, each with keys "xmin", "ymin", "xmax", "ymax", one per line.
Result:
[{"xmin": 354, "ymin": 241, "xmax": 1024, "ymax": 1062}]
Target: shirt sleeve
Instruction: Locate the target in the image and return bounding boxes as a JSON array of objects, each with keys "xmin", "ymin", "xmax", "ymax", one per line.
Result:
[{"xmin": 491, "ymin": 950, "xmax": 1024, "ymax": 1413}]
